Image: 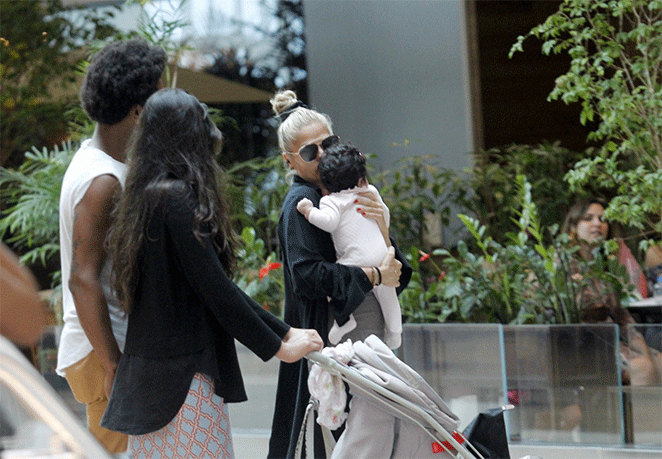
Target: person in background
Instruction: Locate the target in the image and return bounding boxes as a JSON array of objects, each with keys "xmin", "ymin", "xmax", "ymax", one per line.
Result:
[
  {"xmin": 562, "ymin": 197, "xmax": 660, "ymax": 386},
  {"xmin": 268, "ymin": 89, "xmax": 412, "ymax": 459},
  {"xmin": 297, "ymin": 142, "xmax": 403, "ymax": 349},
  {"xmin": 561, "ymin": 197, "xmax": 646, "ymax": 321},
  {"xmin": 55, "ymin": 39, "xmax": 167, "ymax": 453},
  {"xmin": 100, "ymin": 88, "xmax": 323, "ymax": 458}
]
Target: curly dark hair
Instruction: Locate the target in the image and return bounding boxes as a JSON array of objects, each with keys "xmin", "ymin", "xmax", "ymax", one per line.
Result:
[
  {"xmin": 109, "ymin": 88, "xmax": 237, "ymax": 314},
  {"xmin": 80, "ymin": 39, "xmax": 166, "ymax": 125},
  {"xmin": 318, "ymin": 143, "xmax": 367, "ymax": 193}
]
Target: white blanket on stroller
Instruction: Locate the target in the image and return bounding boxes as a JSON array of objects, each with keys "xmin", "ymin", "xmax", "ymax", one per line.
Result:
[{"xmin": 311, "ymin": 335, "xmax": 462, "ymax": 459}]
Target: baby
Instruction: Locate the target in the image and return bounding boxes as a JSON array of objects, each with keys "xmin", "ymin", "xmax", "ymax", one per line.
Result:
[{"xmin": 297, "ymin": 143, "xmax": 402, "ymax": 349}]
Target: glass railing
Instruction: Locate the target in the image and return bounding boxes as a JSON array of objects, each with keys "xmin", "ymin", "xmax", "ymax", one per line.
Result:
[
  {"xmin": 401, "ymin": 323, "xmax": 662, "ymax": 450},
  {"xmin": 503, "ymin": 324, "xmax": 623, "ymax": 446},
  {"xmin": 400, "ymin": 324, "xmax": 506, "ymax": 432},
  {"xmin": 623, "ymin": 323, "xmax": 662, "ymax": 448}
]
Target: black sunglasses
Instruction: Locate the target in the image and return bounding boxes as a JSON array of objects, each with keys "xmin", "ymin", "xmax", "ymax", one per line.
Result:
[{"xmin": 296, "ymin": 135, "xmax": 340, "ymax": 162}]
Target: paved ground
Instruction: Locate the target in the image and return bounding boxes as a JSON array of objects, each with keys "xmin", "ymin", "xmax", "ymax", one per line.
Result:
[
  {"xmin": 52, "ymin": 342, "xmax": 276, "ymax": 458},
  {"xmin": 226, "ymin": 343, "xmax": 278, "ymax": 458},
  {"xmin": 52, "ymin": 343, "xmax": 662, "ymax": 459}
]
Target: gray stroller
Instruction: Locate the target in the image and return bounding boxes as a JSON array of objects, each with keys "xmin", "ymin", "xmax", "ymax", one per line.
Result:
[{"xmin": 297, "ymin": 335, "xmax": 486, "ymax": 459}]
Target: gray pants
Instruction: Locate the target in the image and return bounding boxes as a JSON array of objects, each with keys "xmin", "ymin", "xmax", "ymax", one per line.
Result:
[{"xmin": 330, "ymin": 292, "xmax": 385, "ymax": 344}]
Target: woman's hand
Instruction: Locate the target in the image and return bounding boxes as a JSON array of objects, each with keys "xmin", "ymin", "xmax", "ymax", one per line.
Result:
[
  {"xmin": 378, "ymin": 246, "xmax": 402, "ymax": 288},
  {"xmin": 355, "ymin": 190, "xmax": 390, "ymax": 246},
  {"xmin": 102, "ymin": 360, "xmax": 119, "ymax": 398},
  {"xmin": 275, "ymin": 327, "xmax": 324, "ymax": 363}
]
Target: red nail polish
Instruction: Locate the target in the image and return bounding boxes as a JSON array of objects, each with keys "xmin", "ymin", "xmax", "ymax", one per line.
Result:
[{"xmin": 356, "ymin": 208, "xmax": 361, "ymax": 211}]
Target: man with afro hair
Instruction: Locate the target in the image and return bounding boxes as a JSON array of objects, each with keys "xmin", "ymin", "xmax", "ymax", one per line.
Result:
[{"xmin": 56, "ymin": 39, "xmax": 166, "ymax": 453}]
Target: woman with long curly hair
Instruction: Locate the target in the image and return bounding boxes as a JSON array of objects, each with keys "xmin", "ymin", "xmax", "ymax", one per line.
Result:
[{"xmin": 100, "ymin": 88, "xmax": 322, "ymax": 458}]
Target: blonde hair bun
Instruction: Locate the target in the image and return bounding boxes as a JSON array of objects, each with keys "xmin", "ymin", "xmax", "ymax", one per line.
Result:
[{"xmin": 270, "ymin": 90, "xmax": 298, "ymax": 116}]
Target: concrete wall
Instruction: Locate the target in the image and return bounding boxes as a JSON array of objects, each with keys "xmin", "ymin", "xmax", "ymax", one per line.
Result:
[{"xmin": 303, "ymin": 0, "xmax": 474, "ymax": 173}]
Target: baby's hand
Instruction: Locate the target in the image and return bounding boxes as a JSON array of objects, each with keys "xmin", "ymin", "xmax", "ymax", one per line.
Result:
[{"xmin": 297, "ymin": 198, "xmax": 313, "ymax": 218}]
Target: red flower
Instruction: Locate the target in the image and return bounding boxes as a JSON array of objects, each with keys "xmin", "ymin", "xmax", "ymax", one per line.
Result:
[
  {"xmin": 259, "ymin": 262, "xmax": 282, "ymax": 280},
  {"xmin": 439, "ymin": 271, "xmax": 446, "ymax": 281},
  {"xmin": 419, "ymin": 251, "xmax": 431, "ymax": 262}
]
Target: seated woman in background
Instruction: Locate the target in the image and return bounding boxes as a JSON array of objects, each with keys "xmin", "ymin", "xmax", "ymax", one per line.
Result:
[
  {"xmin": 562, "ymin": 197, "xmax": 660, "ymax": 385},
  {"xmin": 562, "ymin": 197, "xmax": 645, "ymax": 320}
]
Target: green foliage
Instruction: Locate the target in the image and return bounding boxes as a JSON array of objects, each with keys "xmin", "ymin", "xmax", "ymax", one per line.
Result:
[
  {"xmin": 372, "ymin": 141, "xmax": 596, "ymax": 252},
  {"xmin": 405, "ymin": 176, "xmax": 635, "ymax": 325},
  {"xmin": 0, "ymin": 0, "xmax": 119, "ymax": 167},
  {"xmin": 0, "ymin": 141, "xmax": 635, "ymax": 326},
  {"xmin": 371, "ymin": 151, "xmax": 470, "ymax": 250},
  {"xmin": 128, "ymin": 0, "xmax": 191, "ymax": 52},
  {"xmin": 4, "ymin": 0, "xmax": 652, "ymax": 327},
  {"xmin": 397, "ymin": 247, "xmax": 450, "ymax": 324},
  {"xmin": 468, "ymin": 142, "xmax": 600, "ymax": 245},
  {"xmin": 0, "ymin": 141, "xmax": 75, "ymax": 284},
  {"xmin": 510, "ymin": 0, "xmax": 662, "ymax": 238},
  {"xmin": 0, "ymin": 0, "xmax": 286, "ymax": 309},
  {"xmin": 226, "ymin": 155, "xmax": 290, "ymax": 256},
  {"xmin": 234, "ymin": 227, "xmax": 284, "ymax": 317},
  {"xmin": 214, "ymin": 154, "xmax": 290, "ymax": 316}
]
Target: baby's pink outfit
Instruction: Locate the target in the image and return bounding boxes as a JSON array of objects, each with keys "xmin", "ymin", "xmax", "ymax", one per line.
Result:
[{"xmin": 302, "ymin": 184, "xmax": 402, "ymax": 349}]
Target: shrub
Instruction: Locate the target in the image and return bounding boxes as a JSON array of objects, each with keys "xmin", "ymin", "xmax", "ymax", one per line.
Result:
[
  {"xmin": 371, "ymin": 153, "xmax": 468, "ymax": 251},
  {"xmin": 510, "ymin": 0, "xmax": 662, "ymax": 247},
  {"xmin": 404, "ymin": 176, "xmax": 635, "ymax": 325},
  {"xmin": 0, "ymin": 141, "xmax": 75, "ymax": 285},
  {"xmin": 234, "ymin": 227, "xmax": 283, "ymax": 317}
]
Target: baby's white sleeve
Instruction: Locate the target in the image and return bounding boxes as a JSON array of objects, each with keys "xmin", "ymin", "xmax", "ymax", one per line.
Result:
[{"xmin": 306, "ymin": 196, "xmax": 341, "ymax": 233}]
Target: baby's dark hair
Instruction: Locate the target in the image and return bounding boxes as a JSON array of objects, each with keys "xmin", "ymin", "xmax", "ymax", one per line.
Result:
[
  {"xmin": 80, "ymin": 39, "xmax": 166, "ymax": 125},
  {"xmin": 318, "ymin": 143, "xmax": 367, "ymax": 193}
]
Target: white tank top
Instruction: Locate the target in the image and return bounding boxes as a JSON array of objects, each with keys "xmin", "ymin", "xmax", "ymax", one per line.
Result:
[{"xmin": 56, "ymin": 139, "xmax": 128, "ymax": 376}]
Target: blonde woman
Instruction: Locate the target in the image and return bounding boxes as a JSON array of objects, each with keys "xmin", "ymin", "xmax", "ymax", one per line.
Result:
[{"xmin": 268, "ymin": 90, "xmax": 412, "ymax": 458}]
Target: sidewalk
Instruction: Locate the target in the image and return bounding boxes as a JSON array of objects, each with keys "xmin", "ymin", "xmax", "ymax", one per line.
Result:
[
  {"xmin": 228, "ymin": 343, "xmax": 279, "ymax": 459},
  {"xmin": 229, "ymin": 345, "xmax": 662, "ymax": 459},
  {"xmin": 53, "ymin": 342, "xmax": 662, "ymax": 459},
  {"xmin": 52, "ymin": 342, "xmax": 277, "ymax": 459}
]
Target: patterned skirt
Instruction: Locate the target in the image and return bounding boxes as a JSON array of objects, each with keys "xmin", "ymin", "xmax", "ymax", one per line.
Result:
[{"xmin": 129, "ymin": 373, "xmax": 234, "ymax": 459}]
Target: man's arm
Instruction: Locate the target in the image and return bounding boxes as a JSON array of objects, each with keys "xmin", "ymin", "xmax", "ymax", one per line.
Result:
[{"xmin": 68, "ymin": 174, "xmax": 121, "ymax": 397}]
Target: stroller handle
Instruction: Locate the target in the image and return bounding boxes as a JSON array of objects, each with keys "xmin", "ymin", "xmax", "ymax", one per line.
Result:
[
  {"xmin": 303, "ymin": 350, "xmax": 484, "ymax": 459},
  {"xmin": 305, "ymin": 350, "xmax": 334, "ymax": 367}
]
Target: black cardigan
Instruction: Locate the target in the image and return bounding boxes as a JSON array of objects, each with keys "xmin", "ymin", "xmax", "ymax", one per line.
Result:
[
  {"xmin": 101, "ymin": 183, "xmax": 290, "ymax": 435},
  {"xmin": 268, "ymin": 176, "xmax": 412, "ymax": 459}
]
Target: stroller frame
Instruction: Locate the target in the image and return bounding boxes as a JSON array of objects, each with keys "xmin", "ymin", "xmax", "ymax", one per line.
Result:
[{"xmin": 305, "ymin": 350, "xmax": 486, "ymax": 459}]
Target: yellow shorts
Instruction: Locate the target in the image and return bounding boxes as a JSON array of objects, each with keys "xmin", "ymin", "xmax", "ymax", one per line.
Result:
[{"xmin": 63, "ymin": 351, "xmax": 127, "ymax": 453}]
